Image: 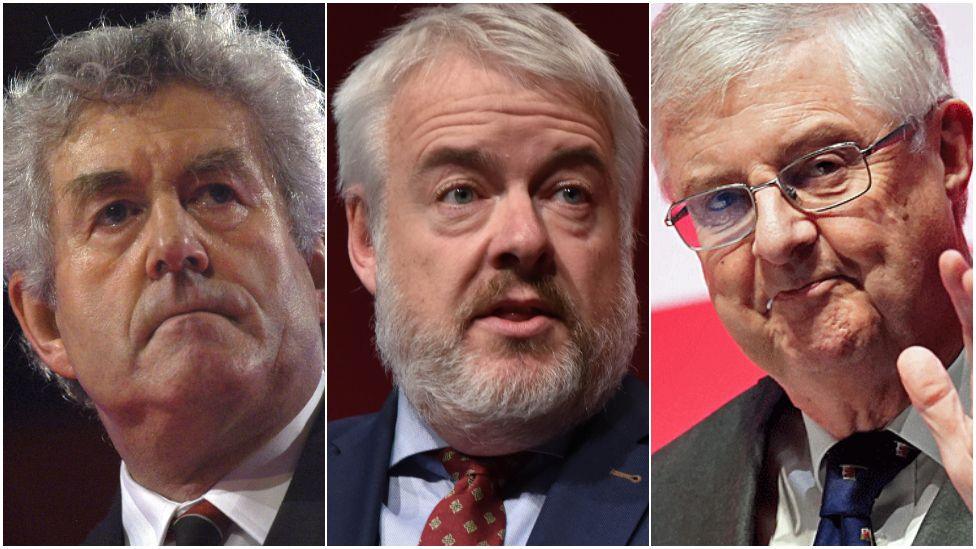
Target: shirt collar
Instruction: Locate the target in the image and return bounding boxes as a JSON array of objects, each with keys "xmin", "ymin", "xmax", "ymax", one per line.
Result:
[
  {"xmin": 389, "ymin": 388, "xmax": 447, "ymax": 468},
  {"xmin": 803, "ymin": 351, "xmax": 969, "ymax": 487},
  {"xmin": 389, "ymin": 389, "xmax": 571, "ymax": 471},
  {"xmin": 121, "ymin": 372, "xmax": 324, "ymax": 545}
]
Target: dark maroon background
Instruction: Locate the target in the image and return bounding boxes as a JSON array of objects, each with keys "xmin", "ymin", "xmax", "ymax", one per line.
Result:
[
  {"xmin": 326, "ymin": 4, "xmax": 649, "ymax": 421},
  {"xmin": 2, "ymin": 4, "xmax": 323, "ymax": 544}
]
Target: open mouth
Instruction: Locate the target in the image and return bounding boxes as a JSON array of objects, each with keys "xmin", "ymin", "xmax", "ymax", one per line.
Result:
[{"xmin": 473, "ymin": 300, "xmax": 559, "ymax": 338}]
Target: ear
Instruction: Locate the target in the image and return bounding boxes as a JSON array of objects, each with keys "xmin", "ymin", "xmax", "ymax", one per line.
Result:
[
  {"xmin": 8, "ymin": 272, "xmax": 76, "ymax": 379},
  {"xmin": 307, "ymin": 236, "xmax": 325, "ymax": 324},
  {"xmin": 345, "ymin": 192, "xmax": 378, "ymax": 295},
  {"xmin": 937, "ymin": 99, "xmax": 973, "ymax": 225}
]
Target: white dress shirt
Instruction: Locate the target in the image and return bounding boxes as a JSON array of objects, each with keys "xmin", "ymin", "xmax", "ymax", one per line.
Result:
[
  {"xmin": 121, "ymin": 373, "xmax": 324, "ymax": 545},
  {"xmin": 768, "ymin": 353, "xmax": 970, "ymax": 545},
  {"xmin": 379, "ymin": 391, "xmax": 567, "ymax": 545}
]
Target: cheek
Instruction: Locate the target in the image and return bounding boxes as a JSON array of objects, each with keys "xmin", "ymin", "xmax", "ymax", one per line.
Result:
[
  {"xmin": 217, "ymin": 227, "xmax": 312, "ymax": 316},
  {"xmin": 701, "ymin": 247, "xmax": 754, "ymax": 304},
  {"xmin": 386, "ymin": 234, "xmax": 468, "ymax": 318},
  {"xmin": 54, "ymin": 246, "xmax": 140, "ymax": 335},
  {"xmin": 554, "ymin": 221, "xmax": 624, "ymax": 320}
]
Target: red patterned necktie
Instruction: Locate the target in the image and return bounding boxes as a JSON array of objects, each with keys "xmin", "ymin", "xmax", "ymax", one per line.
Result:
[{"xmin": 419, "ymin": 448, "xmax": 518, "ymax": 546}]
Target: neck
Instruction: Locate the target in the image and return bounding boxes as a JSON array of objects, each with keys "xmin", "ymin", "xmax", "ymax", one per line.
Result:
[
  {"xmin": 100, "ymin": 369, "xmax": 319, "ymax": 501},
  {"xmin": 776, "ymin": 342, "xmax": 963, "ymax": 439}
]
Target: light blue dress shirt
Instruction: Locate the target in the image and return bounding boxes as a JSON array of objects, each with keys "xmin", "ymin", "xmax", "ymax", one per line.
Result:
[{"xmin": 379, "ymin": 391, "xmax": 567, "ymax": 545}]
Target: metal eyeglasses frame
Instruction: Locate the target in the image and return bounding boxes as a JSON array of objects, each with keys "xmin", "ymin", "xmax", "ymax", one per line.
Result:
[{"xmin": 664, "ymin": 120, "xmax": 918, "ymax": 251}]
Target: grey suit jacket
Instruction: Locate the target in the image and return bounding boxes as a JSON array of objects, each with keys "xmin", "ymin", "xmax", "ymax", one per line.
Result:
[{"xmin": 652, "ymin": 377, "xmax": 972, "ymax": 545}]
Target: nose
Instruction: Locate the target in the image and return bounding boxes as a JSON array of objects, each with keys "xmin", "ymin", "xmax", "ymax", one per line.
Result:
[
  {"xmin": 750, "ymin": 184, "xmax": 817, "ymax": 265},
  {"xmin": 145, "ymin": 198, "xmax": 210, "ymax": 280},
  {"xmin": 487, "ymin": 192, "xmax": 553, "ymax": 275}
]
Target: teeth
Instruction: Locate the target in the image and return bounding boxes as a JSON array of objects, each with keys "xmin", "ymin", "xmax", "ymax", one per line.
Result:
[{"xmin": 498, "ymin": 309, "xmax": 535, "ymax": 320}]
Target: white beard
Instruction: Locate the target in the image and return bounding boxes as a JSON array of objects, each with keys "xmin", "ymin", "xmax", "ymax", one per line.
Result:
[{"xmin": 373, "ymin": 251, "xmax": 639, "ymax": 454}]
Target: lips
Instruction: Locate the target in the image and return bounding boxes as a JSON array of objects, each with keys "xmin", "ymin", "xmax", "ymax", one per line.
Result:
[
  {"xmin": 765, "ymin": 275, "xmax": 855, "ymax": 312},
  {"xmin": 472, "ymin": 298, "xmax": 561, "ymax": 338},
  {"xmin": 134, "ymin": 282, "xmax": 250, "ymax": 345},
  {"xmin": 488, "ymin": 300, "xmax": 555, "ymax": 319},
  {"xmin": 777, "ymin": 278, "xmax": 835, "ymax": 299}
]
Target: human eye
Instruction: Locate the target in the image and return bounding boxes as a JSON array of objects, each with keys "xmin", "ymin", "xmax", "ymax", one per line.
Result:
[
  {"xmin": 689, "ymin": 189, "xmax": 749, "ymax": 228},
  {"xmin": 785, "ymin": 150, "xmax": 853, "ymax": 189},
  {"xmin": 437, "ymin": 184, "xmax": 479, "ymax": 205},
  {"xmin": 706, "ymin": 189, "xmax": 742, "ymax": 211},
  {"xmin": 193, "ymin": 183, "xmax": 240, "ymax": 207},
  {"xmin": 802, "ymin": 156, "xmax": 845, "ymax": 178},
  {"xmin": 95, "ymin": 200, "xmax": 143, "ymax": 228},
  {"xmin": 553, "ymin": 183, "xmax": 591, "ymax": 206}
]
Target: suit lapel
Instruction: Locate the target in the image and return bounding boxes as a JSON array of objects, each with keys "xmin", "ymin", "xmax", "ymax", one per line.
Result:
[
  {"xmin": 327, "ymin": 392, "xmax": 398, "ymax": 545},
  {"xmin": 528, "ymin": 377, "xmax": 649, "ymax": 545},
  {"xmin": 652, "ymin": 377, "xmax": 785, "ymax": 545},
  {"xmin": 265, "ymin": 398, "xmax": 324, "ymax": 545},
  {"xmin": 914, "ymin": 481, "xmax": 973, "ymax": 545},
  {"xmin": 81, "ymin": 493, "xmax": 125, "ymax": 545}
]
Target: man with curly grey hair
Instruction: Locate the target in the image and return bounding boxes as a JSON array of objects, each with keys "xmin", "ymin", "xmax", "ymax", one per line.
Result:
[
  {"xmin": 4, "ymin": 5, "xmax": 325, "ymax": 545},
  {"xmin": 652, "ymin": 4, "xmax": 972, "ymax": 545},
  {"xmin": 328, "ymin": 4, "xmax": 647, "ymax": 546}
]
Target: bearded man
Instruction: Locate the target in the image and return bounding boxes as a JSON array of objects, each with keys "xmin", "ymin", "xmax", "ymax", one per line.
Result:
[{"xmin": 328, "ymin": 4, "xmax": 648, "ymax": 546}]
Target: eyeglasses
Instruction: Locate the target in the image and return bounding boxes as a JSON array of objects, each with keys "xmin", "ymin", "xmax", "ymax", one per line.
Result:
[{"xmin": 664, "ymin": 121, "xmax": 917, "ymax": 251}]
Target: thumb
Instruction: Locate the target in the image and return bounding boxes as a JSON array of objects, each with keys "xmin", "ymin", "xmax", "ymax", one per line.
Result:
[{"xmin": 897, "ymin": 346, "xmax": 972, "ymax": 511}]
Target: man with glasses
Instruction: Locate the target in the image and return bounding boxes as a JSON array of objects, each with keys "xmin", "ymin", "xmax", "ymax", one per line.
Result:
[{"xmin": 652, "ymin": 4, "xmax": 972, "ymax": 545}]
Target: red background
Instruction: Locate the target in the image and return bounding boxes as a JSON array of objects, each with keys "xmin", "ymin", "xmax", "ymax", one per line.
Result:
[
  {"xmin": 326, "ymin": 4, "xmax": 650, "ymax": 421},
  {"xmin": 651, "ymin": 302, "xmax": 765, "ymax": 451}
]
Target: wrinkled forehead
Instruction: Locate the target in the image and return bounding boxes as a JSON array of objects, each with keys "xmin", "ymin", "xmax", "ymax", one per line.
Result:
[
  {"xmin": 653, "ymin": 38, "xmax": 869, "ymax": 200},
  {"xmin": 389, "ymin": 50, "xmax": 608, "ymax": 128},
  {"xmin": 53, "ymin": 83, "xmax": 273, "ymax": 180}
]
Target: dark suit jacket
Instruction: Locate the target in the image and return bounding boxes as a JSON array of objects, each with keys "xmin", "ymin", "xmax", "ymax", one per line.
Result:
[
  {"xmin": 328, "ymin": 376, "xmax": 649, "ymax": 545},
  {"xmin": 652, "ymin": 377, "xmax": 972, "ymax": 545},
  {"xmin": 82, "ymin": 401, "xmax": 325, "ymax": 545}
]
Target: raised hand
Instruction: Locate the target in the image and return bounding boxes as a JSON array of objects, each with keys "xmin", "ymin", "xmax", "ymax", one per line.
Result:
[{"xmin": 897, "ymin": 249, "xmax": 973, "ymax": 511}]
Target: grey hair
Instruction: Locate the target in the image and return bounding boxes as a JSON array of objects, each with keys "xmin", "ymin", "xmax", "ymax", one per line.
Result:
[
  {"xmin": 652, "ymin": 3, "xmax": 953, "ymax": 178},
  {"xmin": 332, "ymin": 4, "xmax": 644, "ymax": 240},
  {"xmin": 3, "ymin": 4, "xmax": 326, "ymax": 406}
]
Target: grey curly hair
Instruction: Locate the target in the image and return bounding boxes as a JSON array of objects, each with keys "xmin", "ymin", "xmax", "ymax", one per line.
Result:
[{"xmin": 3, "ymin": 4, "xmax": 326, "ymax": 406}]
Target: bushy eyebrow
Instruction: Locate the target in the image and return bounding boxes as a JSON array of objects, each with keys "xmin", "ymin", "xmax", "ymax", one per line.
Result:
[
  {"xmin": 66, "ymin": 170, "xmax": 132, "ymax": 204},
  {"xmin": 414, "ymin": 147, "xmax": 502, "ymax": 178},
  {"xmin": 412, "ymin": 145, "xmax": 609, "ymax": 181},
  {"xmin": 535, "ymin": 146, "xmax": 609, "ymax": 180},
  {"xmin": 66, "ymin": 147, "xmax": 256, "ymax": 207},
  {"xmin": 184, "ymin": 147, "xmax": 255, "ymax": 179},
  {"xmin": 678, "ymin": 124, "xmax": 862, "ymax": 196}
]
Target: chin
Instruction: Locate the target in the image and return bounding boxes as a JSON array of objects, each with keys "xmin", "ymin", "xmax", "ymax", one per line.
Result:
[
  {"xmin": 771, "ymin": 307, "xmax": 883, "ymax": 371},
  {"xmin": 392, "ymin": 332, "xmax": 630, "ymax": 453}
]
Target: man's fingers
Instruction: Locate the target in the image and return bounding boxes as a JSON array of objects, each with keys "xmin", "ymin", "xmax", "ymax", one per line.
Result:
[
  {"xmin": 897, "ymin": 346, "xmax": 973, "ymax": 511},
  {"xmin": 939, "ymin": 250, "xmax": 973, "ymax": 346}
]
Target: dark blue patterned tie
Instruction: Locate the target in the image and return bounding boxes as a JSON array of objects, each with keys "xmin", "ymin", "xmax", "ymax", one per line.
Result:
[{"xmin": 814, "ymin": 431, "xmax": 919, "ymax": 545}]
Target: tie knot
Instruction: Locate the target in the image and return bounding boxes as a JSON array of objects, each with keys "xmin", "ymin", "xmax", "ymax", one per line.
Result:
[
  {"xmin": 820, "ymin": 431, "xmax": 919, "ymax": 519},
  {"xmin": 825, "ymin": 431, "xmax": 919, "ymax": 470},
  {"xmin": 437, "ymin": 448, "xmax": 525, "ymax": 480},
  {"xmin": 167, "ymin": 499, "xmax": 232, "ymax": 546}
]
